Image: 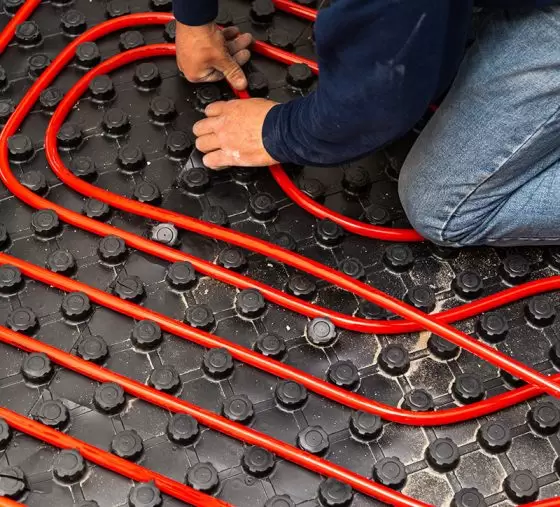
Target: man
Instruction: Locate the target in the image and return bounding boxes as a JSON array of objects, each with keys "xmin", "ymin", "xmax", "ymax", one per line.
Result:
[{"xmin": 174, "ymin": 1, "xmax": 560, "ymax": 247}]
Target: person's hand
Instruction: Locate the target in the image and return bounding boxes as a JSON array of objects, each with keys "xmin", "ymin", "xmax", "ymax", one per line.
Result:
[
  {"xmin": 176, "ymin": 21, "xmax": 253, "ymax": 91},
  {"xmin": 193, "ymin": 98, "xmax": 280, "ymax": 169}
]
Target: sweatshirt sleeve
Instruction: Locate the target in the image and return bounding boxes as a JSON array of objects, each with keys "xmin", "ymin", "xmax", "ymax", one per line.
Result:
[
  {"xmin": 173, "ymin": 0, "xmax": 218, "ymax": 26},
  {"xmin": 262, "ymin": 0, "xmax": 450, "ymax": 167}
]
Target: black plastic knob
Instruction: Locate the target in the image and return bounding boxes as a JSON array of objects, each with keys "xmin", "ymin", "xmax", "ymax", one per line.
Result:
[
  {"xmin": 179, "ymin": 166, "xmax": 210, "ymax": 194},
  {"xmin": 35, "ymin": 400, "xmax": 69, "ymax": 429},
  {"xmin": 402, "ymin": 389, "xmax": 434, "ymax": 412},
  {"xmin": 117, "ymin": 144, "xmax": 146, "ymax": 172},
  {"xmin": 150, "ymin": 0, "xmax": 172, "ymax": 11},
  {"xmin": 0, "ymin": 418, "xmax": 12, "ymax": 450},
  {"xmin": 358, "ymin": 301, "xmax": 388, "ymax": 320},
  {"xmin": 114, "ymin": 275, "xmax": 145, "ymax": 302},
  {"xmin": 89, "ymin": 74, "xmax": 114, "ymax": 102},
  {"xmin": 250, "ymin": 0, "xmax": 276, "ymax": 23},
  {"xmin": 131, "ymin": 320, "xmax": 162, "ymax": 350},
  {"xmin": 111, "ymin": 429, "xmax": 143, "ymax": 461},
  {"xmin": 242, "ymin": 446, "xmax": 275, "ymax": 477},
  {"xmin": 247, "ymin": 72, "xmax": 269, "ymax": 97},
  {"xmin": 98, "ymin": 235, "xmax": 127, "ymax": 264},
  {"xmin": 222, "ymin": 394, "xmax": 254, "ymax": 424},
  {"xmin": 167, "ymin": 262, "xmax": 197, "ymax": 290},
  {"xmin": 94, "ymin": 382, "xmax": 126, "ymax": 414},
  {"xmin": 134, "ymin": 181, "xmax": 161, "ymax": 204},
  {"xmin": 405, "ymin": 285, "xmax": 436, "ymax": 313},
  {"xmin": 265, "ymin": 496, "xmax": 295, "ymax": 507},
  {"xmin": 15, "ymin": 20, "xmax": 42, "ymax": 46},
  {"xmin": 254, "ymin": 333, "xmax": 286, "ymax": 360},
  {"xmin": 0, "ymin": 99, "xmax": 14, "ymax": 124},
  {"xmin": 365, "ymin": 205, "xmax": 391, "ymax": 226},
  {"xmin": 453, "ymin": 271, "xmax": 483, "ymax": 299},
  {"xmin": 0, "ymin": 264, "xmax": 23, "ymax": 294},
  {"xmin": 235, "ymin": 289, "xmax": 266, "ymax": 318},
  {"xmin": 427, "ymin": 334, "xmax": 458, "ymax": 360},
  {"xmin": 500, "ymin": 254, "xmax": 530, "ymax": 284},
  {"xmin": 350, "ymin": 411, "xmax": 382, "ymax": 441},
  {"xmin": 217, "ymin": 247, "xmax": 247, "ymax": 271},
  {"xmin": 70, "ymin": 155, "xmax": 97, "ymax": 181},
  {"xmin": 425, "ymin": 437, "xmax": 460, "ymax": 471},
  {"xmin": 8, "ymin": 134, "xmax": 34, "ymax": 162},
  {"xmin": 306, "ymin": 317, "xmax": 336, "ymax": 347},
  {"xmin": 202, "ymin": 205, "xmax": 228, "ymax": 226},
  {"xmin": 268, "ymin": 29, "xmax": 294, "ymax": 50},
  {"xmin": 476, "ymin": 313, "xmax": 509, "ymax": 343},
  {"xmin": 53, "ymin": 449, "xmax": 86, "ymax": 483},
  {"xmin": 166, "ymin": 130, "xmax": 192, "ymax": 159},
  {"xmin": 61, "ymin": 9, "xmax": 87, "ymax": 36},
  {"xmin": 0, "ymin": 466, "xmax": 27, "ymax": 500},
  {"xmin": 28, "ymin": 53, "xmax": 51, "ymax": 78},
  {"xmin": 525, "ymin": 296, "xmax": 556, "ymax": 327},
  {"xmin": 21, "ymin": 170, "xmax": 47, "ymax": 195},
  {"xmin": 134, "ymin": 62, "xmax": 161, "ymax": 90},
  {"xmin": 84, "ymin": 199, "xmax": 111, "ymax": 221},
  {"xmin": 451, "ymin": 488, "xmax": 487, "ymax": 507},
  {"xmin": 477, "ymin": 421, "xmax": 511, "ymax": 453},
  {"xmin": 315, "ymin": 219, "xmax": 344, "ymax": 247},
  {"xmin": 286, "ymin": 63, "xmax": 314, "ymax": 88},
  {"xmin": 338, "ymin": 258, "xmax": 365, "ymax": 280},
  {"xmin": 128, "ymin": 482, "xmax": 162, "ymax": 507},
  {"xmin": 379, "ymin": 344, "xmax": 410, "ymax": 376},
  {"xmin": 185, "ymin": 304, "xmax": 215, "ymax": 330},
  {"xmin": 299, "ymin": 178, "xmax": 325, "ymax": 201},
  {"xmin": 342, "ymin": 166, "xmax": 370, "ymax": 195},
  {"xmin": 119, "ymin": 30, "xmax": 145, "ymax": 50},
  {"xmin": 249, "ymin": 192, "xmax": 277, "ymax": 221},
  {"xmin": 271, "ymin": 232, "xmax": 297, "ymax": 252},
  {"xmin": 149, "ymin": 95, "xmax": 176, "ymax": 123},
  {"xmin": 148, "ymin": 365, "xmax": 180, "ymax": 394},
  {"xmin": 529, "ymin": 401, "xmax": 560, "ymax": 435},
  {"xmin": 31, "ymin": 209, "xmax": 60, "ymax": 238},
  {"xmin": 103, "ymin": 108, "xmax": 130, "ymax": 137},
  {"xmin": 61, "ymin": 291, "xmax": 92, "ymax": 322},
  {"xmin": 7, "ymin": 307, "xmax": 38, "ymax": 334},
  {"xmin": 318, "ymin": 478, "xmax": 353, "ymax": 507},
  {"xmin": 202, "ymin": 348, "xmax": 233, "ymax": 379},
  {"xmin": 167, "ymin": 413, "xmax": 199, "ymax": 445},
  {"xmin": 504, "ymin": 470, "xmax": 539, "ymax": 504},
  {"xmin": 150, "ymin": 223, "xmax": 179, "ymax": 246},
  {"xmin": 232, "ymin": 167, "xmax": 258, "ymax": 184},
  {"xmin": 76, "ymin": 41, "xmax": 101, "ymax": 68},
  {"xmin": 186, "ymin": 462, "xmax": 219, "ymax": 493},
  {"xmin": 21, "ymin": 352, "xmax": 53, "ymax": 383},
  {"xmin": 275, "ymin": 380, "xmax": 307, "ymax": 410},
  {"xmin": 77, "ymin": 335, "xmax": 108, "ymax": 363},
  {"xmin": 383, "ymin": 244, "xmax": 414, "ymax": 272},
  {"xmin": 372, "ymin": 457, "xmax": 406, "ymax": 490},
  {"xmin": 106, "ymin": 0, "xmax": 130, "ymax": 18},
  {"xmin": 297, "ymin": 426, "xmax": 329, "ymax": 455},
  {"xmin": 452, "ymin": 374, "xmax": 485, "ymax": 404},
  {"xmin": 163, "ymin": 20, "xmax": 176, "ymax": 42},
  {"xmin": 327, "ymin": 361, "xmax": 359, "ymax": 390},
  {"xmin": 194, "ymin": 85, "xmax": 221, "ymax": 110},
  {"xmin": 286, "ymin": 274, "xmax": 316, "ymax": 300}
]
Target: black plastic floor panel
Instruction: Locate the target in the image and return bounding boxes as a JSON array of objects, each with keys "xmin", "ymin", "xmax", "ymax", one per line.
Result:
[{"xmin": 1, "ymin": 1, "xmax": 560, "ymax": 506}]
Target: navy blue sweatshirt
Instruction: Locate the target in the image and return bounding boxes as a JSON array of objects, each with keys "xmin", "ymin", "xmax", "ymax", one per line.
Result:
[{"xmin": 174, "ymin": 0, "xmax": 556, "ymax": 166}]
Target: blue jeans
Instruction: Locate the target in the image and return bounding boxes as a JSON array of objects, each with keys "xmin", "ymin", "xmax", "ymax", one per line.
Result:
[{"xmin": 398, "ymin": 6, "xmax": 560, "ymax": 247}]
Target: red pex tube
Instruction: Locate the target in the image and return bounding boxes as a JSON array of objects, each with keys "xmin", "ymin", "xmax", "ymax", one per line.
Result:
[
  {"xmin": 0, "ymin": 0, "xmax": 41, "ymax": 54},
  {"xmin": 0, "ymin": 326, "xmax": 430, "ymax": 507},
  {"xmin": 0, "ymin": 498, "xmax": 27, "ymax": 507},
  {"xmin": 272, "ymin": 0, "xmax": 317, "ymax": 21},
  {"xmin": 0, "ymin": 406, "xmax": 229, "ymax": 507}
]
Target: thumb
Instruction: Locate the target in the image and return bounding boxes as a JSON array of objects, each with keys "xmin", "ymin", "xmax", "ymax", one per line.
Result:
[{"xmin": 215, "ymin": 54, "xmax": 247, "ymax": 91}]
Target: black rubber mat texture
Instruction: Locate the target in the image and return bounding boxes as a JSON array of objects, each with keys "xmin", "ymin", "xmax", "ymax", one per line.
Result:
[{"xmin": 1, "ymin": 1, "xmax": 560, "ymax": 506}]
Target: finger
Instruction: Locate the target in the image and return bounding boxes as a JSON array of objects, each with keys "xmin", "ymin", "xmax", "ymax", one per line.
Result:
[
  {"xmin": 226, "ymin": 33, "xmax": 253, "ymax": 55},
  {"xmin": 233, "ymin": 49, "xmax": 251, "ymax": 68},
  {"xmin": 196, "ymin": 69, "xmax": 224, "ymax": 83},
  {"xmin": 204, "ymin": 101, "xmax": 226, "ymax": 117},
  {"xmin": 222, "ymin": 26, "xmax": 241, "ymax": 41},
  {"xmin": 203, "ymin": 150, "xmax": 232, "ymax": 170},
  {"xmin": 215, "ymin": 55, "xmax": 248, "ymax": 91},
  {"xmin": 195, "ymin": 134, "xmax": 221, "ymax": 154},
  {"xmin": 192, "ymin": 117, "xmax": 220, "ymax": 136}
]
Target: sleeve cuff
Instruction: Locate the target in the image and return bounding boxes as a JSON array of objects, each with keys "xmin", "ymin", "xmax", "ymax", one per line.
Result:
[{"xmin": 173, "ymin": 1, "xmax": 218, "ymax": 26}]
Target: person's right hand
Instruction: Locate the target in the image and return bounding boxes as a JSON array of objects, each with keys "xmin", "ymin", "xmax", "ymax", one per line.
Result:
[{"xmin": 175, "ymin": 21, "xmax": 253, "ymax": 91}]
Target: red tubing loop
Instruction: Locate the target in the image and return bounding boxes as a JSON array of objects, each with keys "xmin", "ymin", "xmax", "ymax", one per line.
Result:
[
  {"xmin": 0, "ymin": 325, "xmax": 430, "ymax": 507},
  {"xmin": 0, "ymin": 406, "xmax": 230, "ymax": 507},
  {"xmin": 0, "ymin": 497, "xmax": 27, "ymax": 507}
]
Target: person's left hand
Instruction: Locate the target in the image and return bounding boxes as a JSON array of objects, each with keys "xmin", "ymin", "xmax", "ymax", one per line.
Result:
[{"xmin": 193, "ymin": 98, "xmax": 280, "ymax": 169}]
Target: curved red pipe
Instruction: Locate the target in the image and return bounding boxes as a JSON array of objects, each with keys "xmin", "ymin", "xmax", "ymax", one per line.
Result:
[
  {"xmin": 272, "ymin": 0, "xmax": 317, "ymax": 21},
  {"xmin": 0, "ymin": 0, "xmax": 41, "ymax": 54},
  {"xmin": 0, "ymin": 498, "xmax": 27, "ymax": 507},
  {"xmin": 0, "ymin": 406, "xmax": 228, "ymax": 507}
]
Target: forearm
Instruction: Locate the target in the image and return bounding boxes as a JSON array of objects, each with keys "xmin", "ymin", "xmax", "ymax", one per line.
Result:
[{"xmin": 173, "ymin": 0, "xmax": 218, "ymax": 26}]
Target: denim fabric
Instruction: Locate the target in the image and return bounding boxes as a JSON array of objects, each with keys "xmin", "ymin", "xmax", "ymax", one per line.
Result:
[{"xmin": 398, "ymin": 6, "xmax": 560, "ymax": 246}]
